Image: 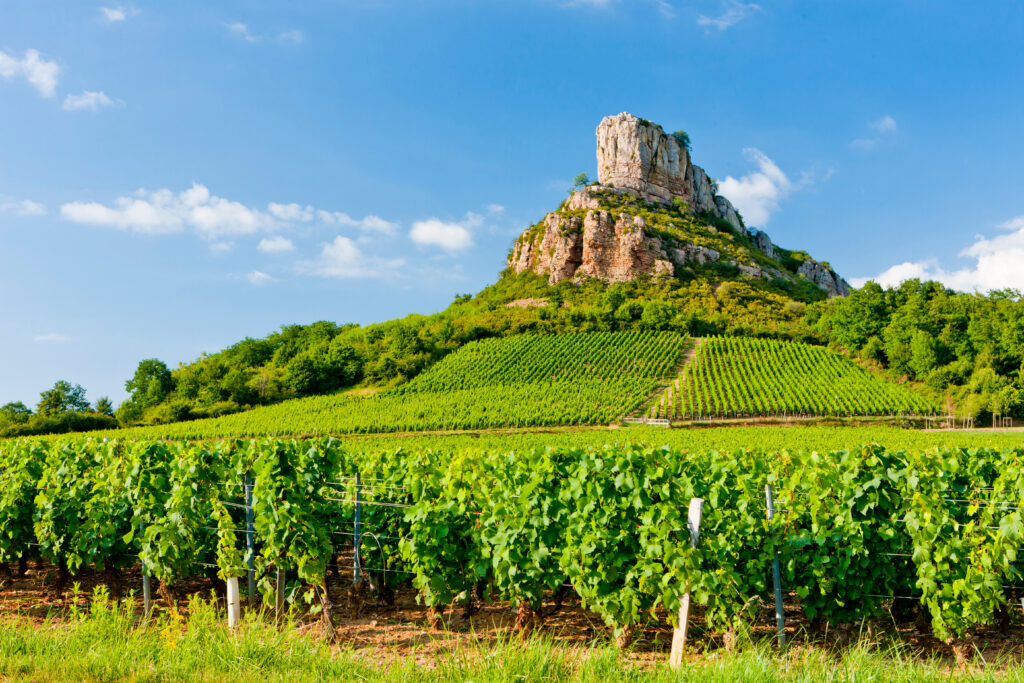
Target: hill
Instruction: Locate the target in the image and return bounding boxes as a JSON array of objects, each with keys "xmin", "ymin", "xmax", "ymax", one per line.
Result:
[
  {"xmin": 656, "ymin": 336, "xmax": 937, "ymax": 420},
  {"xmin": 97, "ymin": 330, "xmax": 684, "ymax": 439},
  {"xmin": 5, "ymin": 112, "xmax": 1023, "ymax": 437}
]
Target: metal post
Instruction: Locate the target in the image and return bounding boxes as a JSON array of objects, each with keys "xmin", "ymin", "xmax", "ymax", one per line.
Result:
[
  {"xmin": 669, "ymin": 498, "xmax": 704, "ymax": 669},
  {"xmin": 245, "ymin": 471, "xmax": 256, "ymax": 603},
  {"xmin": 765, "ymin": 484, "xmax": 785, "ymax": 649},
  {"xmin": 353, "ymin": 471, "xmax": 362, "ymax": 582}
]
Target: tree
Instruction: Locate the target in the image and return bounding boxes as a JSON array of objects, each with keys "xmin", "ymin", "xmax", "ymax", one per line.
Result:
[
  {"xmin": 124, "ymin": 359, "xmax": 174, "ymax": 409},
  {"xmin": 672, "ymin": 130, "xmax": 691, "ymax": 153},
  {"xmin": 94, "ymin": 396, "xmax": 115, "ymax": 417},
  {"xmin": 37, "ymin": 381, "xmax": 90, "ymax": 415},
  {"xmin": 571, "ymin": 173, "xmax": 592, "ymax": 191},
  {"xmin": 0, "ymin": 401, "xmax": 31, "ymax": 427}
]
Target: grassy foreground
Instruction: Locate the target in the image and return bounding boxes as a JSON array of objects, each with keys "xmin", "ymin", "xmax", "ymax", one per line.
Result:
[{"xmin": 2, "ymin": 590, "xmax": 1024, "ymax": 682}]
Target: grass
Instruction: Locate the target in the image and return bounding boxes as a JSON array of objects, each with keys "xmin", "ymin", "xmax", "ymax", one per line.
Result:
[{"xmin": 3, "ymin": 587, "xmax": 1024, "ymax": 681}]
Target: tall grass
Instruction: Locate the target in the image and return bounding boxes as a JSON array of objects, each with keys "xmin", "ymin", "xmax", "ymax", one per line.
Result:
[{"xmin": 0, "ymin": 586, "xmax": 1021, "ymax": 682}]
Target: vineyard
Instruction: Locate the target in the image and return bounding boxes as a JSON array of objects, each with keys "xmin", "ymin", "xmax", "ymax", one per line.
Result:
[
  {"xmin": 81, "ymin": 331, "xmax": 683, "ymax": 440},
  {"xmin": 3, "ymin": 435, "xmax": 1024, "ymax": 659},
  {"xmin": 650, "ymin": 336, "xmax": 937, "ymax": 420}
]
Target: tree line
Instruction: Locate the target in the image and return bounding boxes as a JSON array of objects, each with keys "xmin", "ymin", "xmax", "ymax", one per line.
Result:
[{"xmin": 4, "ymin": 270, "xmax": 1023, "ymax": 437}]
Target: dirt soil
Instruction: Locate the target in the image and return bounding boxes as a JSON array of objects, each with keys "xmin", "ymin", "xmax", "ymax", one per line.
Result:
[{"xmin": 3, "ymin": 561, "xmax": 1024, "ymax": 670}]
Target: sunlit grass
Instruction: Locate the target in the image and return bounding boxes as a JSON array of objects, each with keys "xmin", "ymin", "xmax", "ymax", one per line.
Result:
[{"xmin": 1, "ymin": 586, "xmax": 1023, "ymax": 681}]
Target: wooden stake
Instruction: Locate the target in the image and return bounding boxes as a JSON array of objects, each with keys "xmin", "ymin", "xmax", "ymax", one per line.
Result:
[
  {"xmin": 669, "ymin": 498, "xmax": 704, "ymax": 669},
  {"xmin": 227, "ymin": 577, "xmax": 241, "ymax": 628},
  {"xmin": 275, "ymin": 567, "xmax": 286, "ymax": 623}
]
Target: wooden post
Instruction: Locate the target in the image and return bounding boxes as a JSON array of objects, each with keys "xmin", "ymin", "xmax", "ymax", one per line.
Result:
[
  {"xmin": 765, "ymin": 485, "xmax": 786, "ymax": 649},
  {"xmin": 227, "ymin": 576, "xmax": 241, "ymax": 628},
  {"xmin": 669, "ymin": 498, "xmax": 704, "ymax": 669},
  {"xmin": 139, "ymin": 522, "xmax": 153, "ymax": 618},
  {"xmin": 354, "ymin": 471, "xmax": 362, "ymax": 582},
  {"xmin": 244, "ymin": 471, "xmax": 256, "ymax": 603},
  {"xmin": 275, "ymin": 567, "xmax": 286, "ymax": 623}
]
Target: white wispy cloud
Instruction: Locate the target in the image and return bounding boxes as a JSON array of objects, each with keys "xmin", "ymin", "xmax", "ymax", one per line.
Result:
[
  {"xmin": 61, "ymin": 183, "xmax": 277, "ymax": 238},
  {"xmin": 0, "ymin": 49, "xmax": 60, "ymax": 98},
  {"xmin": 209, "ymin": 241, "xmax": 234, "ymax": 253},
  {"xmin": 268, "ymin": 202, "xmax": 397, "ymax": 234},
  {"xmin": 62, "ymin": 185, "xmax": 398, "ymax": 244},
  {"xmin": 410, "ymin": 212, "xmax": 481, "ymax": 252},
  {"xmin": 33, "ymin": 332, "xmax": 69, "ymax": 343},
  {"xmin": 0, "ymin": 197, "xmax": 46, "ymax": 216},
  {"xmin": 228, "ymin": 23, "xmax": 303, "ymax": 45},
  {"xmin": 277, "ymin": 29, "xmax": 304, "ymax": 44},
  {"xmin": 298, "ymin": 236, "xmax": 404, "ymax": 279},
  {"xmin": 63, "ymin": 90, "xmax": 120, "ymax": 112},
  {"xmin": 697, "ymin": 1, "xmax": 760, "ymax": 31},
  {"xmin": 100, "ymin": 5, "xmax": 139, "ymax": 22},
  {"xmin": 247, "ymin": 270, "xmax": 275, "ymax": 286},
  {"xmin": 851, "ymin": 215, "xmax": 1024, "ymax": 293},
  {"xmin": 717, "ymin": 149, "xmax": 803, "ymax": 226},
  {"xmin": 258, "ymin": 235, "xmax": 295, "ymax": 254},
  {"xmin": 486, "ymin": 204, "xmax": 505, "ymax": 215},
  {"xmin": 850, "ymin": 115, "xmax": 898, "ymax": 150}
]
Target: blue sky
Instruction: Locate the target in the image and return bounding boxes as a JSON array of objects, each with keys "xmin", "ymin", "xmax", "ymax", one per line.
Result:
[{"xmin": 2, "ymin": 0, "xmax": 1023, "ymax": 407}]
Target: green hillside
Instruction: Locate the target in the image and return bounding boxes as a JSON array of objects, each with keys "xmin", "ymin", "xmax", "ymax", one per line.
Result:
[
  {"xmin": 95, "ymin": 330, "xmax": 684, "ymax": 440},
  {"xmin": 652, "ymin": 336, "xmax": 937, "ymax": 420}
]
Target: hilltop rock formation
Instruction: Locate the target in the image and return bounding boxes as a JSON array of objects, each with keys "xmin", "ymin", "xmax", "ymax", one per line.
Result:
[
  {"xmin": 508, "ymin": 112, "xmax": 852, "ymax": 297},
  {"xmin": 596, "ymin": 113, "xmax": 741, "ymax": 229}
]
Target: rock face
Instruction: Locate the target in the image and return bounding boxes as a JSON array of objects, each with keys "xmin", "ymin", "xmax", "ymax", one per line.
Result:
[
  {"xmin": 596, "ymin": 112, "xmax": 742, "ymax": 231},
  {"xmin": 797, "ymin": 259, "xmax": 851, "ymax": 297},
  {"xmin": 508, "ymin": 200, "xmax": 674, "ymax": 286},
  {"xmin": 748, "ymin": 229, "xmax": 775, "ymax": 259},
  {"xmin": 508, "ymin": 112, "xmax": 853, "ymax": 298}
]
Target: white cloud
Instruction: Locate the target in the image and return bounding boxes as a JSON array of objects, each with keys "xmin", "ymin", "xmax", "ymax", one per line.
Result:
[
  {"xmin": 63, "ymin": 90, "xmax": 120, "ymax": 112},
  {"xmin": 486, "ymin": 204, "xmax": 505, "ymax": 215},
  {"xmin": 851, "ymin": 115, "xmax": 898, "ymax": 150},
  {"xmin": 228, "ymin": 23, "xmax": 303, "ymax": 45},
  {"xmin": 34, "ymin": 333, "xmax": 69, "ymax": 343},
  {"xmin": 717, "ymin": 148, "xmax": 799, "ymax": 226},
  {"xmin": 61, "ymin": 183, "xmax": 277, "ymax": 238},
  {"xmin": 299, "ymin": 236, "xmax": 404, "ymax": 279},
  {"xmin": 268, "ymin": 202, "xmax": 397, "ymax": 234},
  {"xmin": 410, "ymin": 213, "xmax": 480, "ymax": 252},
  {"xmin": 0, "ymin": 197, "xmax": 46, "ymax": 216},
  {"xmin": 268, "ymin": 202, "xmax": 314, "ymax": 222},
  {"xmin": 697, "ymin": 1, "xmax": 760, "ymax": 31},
  {"xmin": 852, "ymin": 215, "xmax": 1024, "ymax": 293},
  {"xmin": 228, "ymin": 22, "xmax": 260, "ymax": 43},
  {"xmin": 277, "ymin": 29, "xmax": 304, "ymax": 44},
  {"xmin": 247, "ymin": 270, "xmax": 275, "ymax": 286},
  {"xmin": 100, "ymin": 5, "xmax": 139, "ymax": 22},
  {"xmin": 0, "ymin": 49, "xmax": 60, "ymax": 98},
  {"xmin": 871, "ymin": 115, "xmax": 897, "ymax": 134},
  {"xmin": 317, "ymin": 210, "xmax": 398, "ymax": 234},
  {"xmin": 63, "ymin": 184, "xmax": 400, "ymax": 247},
  {"xmin": 209, "ymin": 241, "xmax": 234, "ymax": 253},
  {"xmin": 258, "ymin": 235, "xmax": 295, "ymax": 254}
]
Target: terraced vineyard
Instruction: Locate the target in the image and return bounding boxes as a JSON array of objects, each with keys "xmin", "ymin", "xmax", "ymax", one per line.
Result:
[
  {"xmin": 102, "ymin": 330, "xmax": 684, "ymax": 440},
  {"xmin": 650, "ymin": 336, "xmax": 937, "ymax": 420}
]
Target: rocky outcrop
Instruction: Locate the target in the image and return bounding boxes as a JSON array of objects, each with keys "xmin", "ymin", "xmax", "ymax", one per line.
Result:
[
  {"xmin": 508, "ymin": 204, "xmax": 674, "ymax": 285},
  {"xmin": 596, "ymin": 112, "xmax": 742, "ymax": 230},
  {"xmin": 674, "ymin": 244, "xmax": 720, "ymax": 266},
  {"xmin": 507, "ymin": 113, "xmax": 853, "ymax": 298},
  {"xmin": 798, "ymin": 259, "xmax": 851, "ymax": 298},
  {"xmin": 748, "ymin": 229, "xmax": 775, "ymax": 259}
]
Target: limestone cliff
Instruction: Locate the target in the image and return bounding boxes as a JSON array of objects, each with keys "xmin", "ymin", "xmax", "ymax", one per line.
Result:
[{"xmin": 508, "ymin": 112, "xmax": 852, "ymax": 298}]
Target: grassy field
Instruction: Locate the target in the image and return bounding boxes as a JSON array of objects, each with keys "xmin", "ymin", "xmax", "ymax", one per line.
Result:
[{"xmin": 2, "ymin": 593, "xmax": 1024, "ymax": 682}]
